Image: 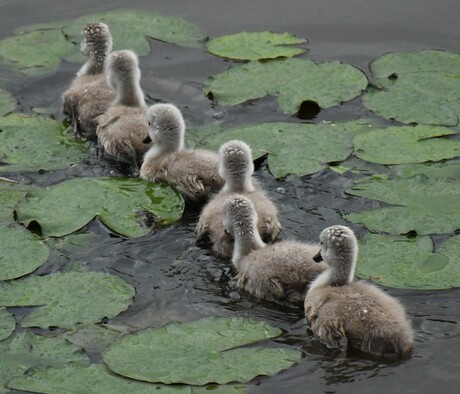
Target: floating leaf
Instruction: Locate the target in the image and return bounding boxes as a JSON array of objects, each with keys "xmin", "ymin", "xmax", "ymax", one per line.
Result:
[
  {"xmin": 0, "ymin": 272, "xmax": 135, "ymax": 328},
  {"xmin": 0, "ymin": 308, "xmax": 14, "ymax": 342},
  {"xmin": 0, "ymin": 88, "xmax": 15, "ymax": 116},
  {"xmin": 103, "ymin": 317, "xmax": 301, "ymax": 385},
  {"xmin": 363, "ymin": 50, "xmax": 460, "ymax": 126},
  {"xmin": 0, "ymin": 114, "xmax": 88, "ymax": 172},
  {"xmin": 207, "ymin": 31, "xmax": 307, "ymax": 60},
  {"xmin": 353, "ymin": 124, "xmax": 460, "ymax": 164},
  {"xmin": 204, "ymin": 58, "xmax": 368, "ymax": 115},
  {"xmin": 0, "ymin": 190, "xmax": 23, "ymax": 223},
  {"xmin": 357, "ymin": 233, "xmax": 460, "ymax": 289},
  {"xmin": 63, "ymin": 324, "xmax": 122, "ymax": 353},
  {"xmin": 345, "ymin": 176, "xmax": 460, "ymax": 235},
  {"xmin": 389, "ymin": 161, "xmax": 460, "ymax": 179},
  {"xmin": 200, "ymin": 120, "xmax": 373, "ymax": 177},
  {"xmin": 16, "ymin": 177, "xmax": 184, "ymax": 238},
  {"xmin": 0, "ymin": 224, "xmax": 49, "ymax": 280},
  {"xmin": 0, "ymin": 331, "xmax": 87, "ymax": 393},
  {"xmin": 0, "ymin": 28, "xmax": 79, "ymax": 76},
  {"xmin": 63, "ymin": 9, "xmax": 205, "ymax": 54},
  {"xmin": 8, "ymin": 363, "xmax": 190, "ymax": 394}
]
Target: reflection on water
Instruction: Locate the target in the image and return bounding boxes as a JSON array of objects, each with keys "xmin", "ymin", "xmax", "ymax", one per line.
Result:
[{"xmin": 1, "ymin": 0, "xmax": 460, "ymax": 393}]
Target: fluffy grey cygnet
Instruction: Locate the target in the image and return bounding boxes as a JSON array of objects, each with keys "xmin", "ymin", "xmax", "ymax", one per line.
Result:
[
  {"xmin": 96, "ymin": 50, "xmax": 150, "ymax": 176},
  {"xmin": 140, "ymin": 103, "xmax": 224, "ymax": 203},
  {"xmin": 223, "ymin": 195, "xmax": 326, "ymax": 304},
  {"xmin": 304, "ymin": 225, "xmax": 414, "ymax": 359},
  {"xmin": 62, "ymin": 22, "xmax": 115, "ymax": 139},
  {"xmin": 196, "ymin": 140, "xmax": 281, "ymax": 258}
]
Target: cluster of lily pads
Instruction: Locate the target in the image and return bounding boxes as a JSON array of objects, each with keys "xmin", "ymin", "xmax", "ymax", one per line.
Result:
[{"xmin": 0, "ymin": 6, "xmax": 459, "ymax": 393}]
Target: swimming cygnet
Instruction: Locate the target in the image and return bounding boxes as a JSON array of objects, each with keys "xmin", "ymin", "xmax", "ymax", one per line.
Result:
[
  {"xmin": 304, "ymin": 225, "xmax": 413, "ymax": 359},
  {"xmin": 140, "ymin": 103, "xmax": 224, "ymax": 203},
  {"xmin": 223, "ymin": 195, "xmax": 327, "ymax": 304},
  {"xmin": 196, "ymin": 140, "xmax": 281, "ymax": 258},
  {"xmin": 62, "ymin": 22, "xmax": 116, "ymax": 139},
  {"xmin": 96, "ymin": 50, "xmax": 150, "ymax": 176}
]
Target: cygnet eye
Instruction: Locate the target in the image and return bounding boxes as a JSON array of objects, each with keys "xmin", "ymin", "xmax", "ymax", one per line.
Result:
[{"xmin": 148, "ymin": 121, "xmax": 151, "ymax": 126}]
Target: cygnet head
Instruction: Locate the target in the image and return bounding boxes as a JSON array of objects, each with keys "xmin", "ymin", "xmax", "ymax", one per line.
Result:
[
  {"xmin": 219, "ymin": 140, "xmax": 255, "ymax": 192},
  {"xmin": 145, "ymin": 103, "xmax": 185, "ymax": 154},
  {"xmin": 80, "ymin": 22, "xmax": 112, "ymax": 58},
  {"xmin": 314, "ymin": 225, "xmax": 358, "ymax": 285}
]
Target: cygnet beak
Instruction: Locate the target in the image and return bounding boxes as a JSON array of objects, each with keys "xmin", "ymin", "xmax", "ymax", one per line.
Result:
[
  {"xmin": 313, "ymin": 251, "xmax": 323, "ymax": 263},
  {"xmin": 143, "ymin": 135, "xmax": 152, "ymax": 144}
]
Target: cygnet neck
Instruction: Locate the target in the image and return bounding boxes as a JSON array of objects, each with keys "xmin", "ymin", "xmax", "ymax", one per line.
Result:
[
  {"xmin": 309, "ymin": 250, "xmax": 356, "ymax": 291},
  {"xmin": 232, "ymin": 221, "xmax": 265, "ymax": 269},
  {"xmin": 113, "ymin": 77, "xmax": 145, "ymax": 107},
  {"xmin": 224, "ymin": 175, "xmax": 255, "ymax": 194}
]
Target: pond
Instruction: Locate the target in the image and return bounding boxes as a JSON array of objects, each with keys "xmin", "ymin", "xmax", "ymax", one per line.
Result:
[{"xmin": 0, "ymin": 0, "xmax": 460, "ymax": 393}]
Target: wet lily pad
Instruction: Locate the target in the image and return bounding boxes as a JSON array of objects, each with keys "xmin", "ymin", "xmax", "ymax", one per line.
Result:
[
  {"xmin": 63, "ymin": 324, "xmax": 123, "ymax": 353},
  {"xmin": 389, "ymin": 161, "xmax": 460, "ymax": 179},
  {"xmin": 16, "ymin": 177, "xmax": 184, "ymax": 238},
  {"xmin": 0, "ymin": 224, "xmax": 49, "ymax": 281},
  {"xmin": 103, "ymin": 317, "xmax": 301, "ymax": 385},
  {"xmin": 204, "ymin": 58, "xmax": 368, "ymax": 115},
  {"xmin": 0, "ymin": 271, "xmax": 135, "ymax": 328},
  {"xmin": 0, "ymin": 88, "xmax": 16, "ymax": 116},
  {"xmin": 63, "ymin": 9, "xmax": 205, "ymax": 54},
  {"xmin": 353, "ymin": 124, "xmax": 460, "ymax": 164},
  {"xmin": 357, "ymin": 233, "xmax": 460, "ymax": 289},
  {"xmin": 0, "ymin": 330, "xmax": 87, "ymax": 394},
  {"xmin": 200, "ymin": 120, "xmax": 372, "ymax": 177},
  {"xmin": 363, "ymin": 50, "xmax": 460, "ymax": 126},
  {"xmin": 8, "ymin": 363, "xmax": 189, "ymax": 394},
  {"xmin": 0, "ymin": 114, "xmax": 88, "ymax": 172},
  {"xmin": 207, "ymin": 31, "xmax": 307, "ymax": 60},
  {"xmin": 0, "ymin": 308, "xmax": 14, "ymax": 342},
  {"xmin": 345, "ymin": 176, "xmax": 460, "ymax": 235}
]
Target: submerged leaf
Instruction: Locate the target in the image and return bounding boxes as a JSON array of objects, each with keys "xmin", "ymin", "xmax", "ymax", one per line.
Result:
[
  {"xmin": 204, "ymin": 58, "xmax": 367, "ymax": 115},
  {"xmin": 16, "ymin": 177, "xmax": 185, "ymax": 238},
  {"xmin": 207, "ymin": 31, "xmax": 307, "ymax": 60},
  {"xmin": 0, "ymin": 88, "xmax": 16, "ymax": 116},
  {"xmin": 0, "ymin": 272, "xmax": 135, "ymax": 328},
  {"xmin": 363, "ymin": 50, "xmax": 460, "ymax": 126},
  {"xmin": 357, "ymin": 233, "xmax": 460, "ymax": 289},
  {"xmin": 103, "ymin": 317, "xmax": 301, "ymax": 385},
  {"xmin": 0, "ymin": 114, "xmax": 88, "ymax": 172},
  {"xmin": 0, "ymin": 308, "xmax": 14, "ymax": 342},
  {"xmin": 0, "ymin": 224, "xmax": 49, "ymax": 280}
]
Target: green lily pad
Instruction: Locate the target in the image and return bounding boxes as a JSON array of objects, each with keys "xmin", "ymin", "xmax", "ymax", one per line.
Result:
[
  {"xmin": 8, "ymin": 363, "xmax": 190, "ymax": 394},
  {"xmin": 0, "ymin": 330, "xmax": 87, "ymax": 394},
  {"xmin": 0, "ymin": 190, "xmax": 23, "ymax": 223},
  {"xmin": 0, "ymin": 88, "xmax": 16, "ymax": 116},
  {"xmin": 363, "ymin": 50, "xmax": 460, "ymax": 126},
  {"xmin": 63, "ymin": 324, "xmax": 123, "ymax": 353},
  {"xmin": 207, "ymin": 31, "xmax": 307, "ymax": 60},
  {"xmin": 0, "ymin": 271, "xmax": 135, "ymax": 329},
  {"xmin": 389, "ymin": 161, "xmax": 460, "ymax": 179},
  {"xmin": 357, "ymin": 233, "xmax": 460, "ymax": 289},
  {"xmin": 0, "ymin": 28, "xmax": 79, "ymax": 76},
  {"xmin": 103, "ymin": 317, "xmax": 301, "ymax": 385},
  {"xmin": 63, "ymin": 9, "xmax": 205, "ymax": 54},
  {"xmin": 0, "ymin": 224, "xmax": 49, "ymax": 281},
  {"xmin": 200, "ymin": 120, "xmax": 373, "ymax": 177},
  {"xmin": 204, "ymin": 58, "xmax": 368, "ymax": 115},
  {"xmin": 353, "ymin": 124, "xmax": 460, "ymax": 164},
  {"xmin": 0, "ymin": 308, "xmax": 14, "ymax": 342},
  {"xmin": 345, "ymin": 176, "xmax": 460, "ymax": 235},
  {"xmin": 0, "ymin": 114, "xmax": 88, "ymax": 172},
  {"xmin": 16, "ymin": 177, "xmax": 184, "ymax": 238}
]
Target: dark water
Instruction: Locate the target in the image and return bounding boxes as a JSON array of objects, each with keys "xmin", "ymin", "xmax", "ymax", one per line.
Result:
[{"xmin": 1, "ymin": 0, "xmax": 460, "ymax": 393}]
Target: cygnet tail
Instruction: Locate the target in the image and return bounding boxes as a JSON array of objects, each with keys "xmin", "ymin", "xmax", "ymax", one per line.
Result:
[{"xmin": 358, "ymin": 331, "xmax": 413, "ymax": 359}]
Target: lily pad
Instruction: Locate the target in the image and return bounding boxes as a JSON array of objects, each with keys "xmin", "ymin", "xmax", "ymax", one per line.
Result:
[
  {"xmin": 356, "ymin": 233, "xmax": 460, "ymax": 289},
  {"xmin": 8, "ymin": 363, "xmax": 190, "ymax": 394},
  {"xmin": 63, "ymin": 324, "xmax": 123, "ymax": 353},
  {"xmin": 363, "ymin": 50, "xmax": 460, "ymax": 126},
  {"xmin": 0, "ymin": 308, "xmax": 14, "ymax": 342},
  {"xmin": 0, "ymin": 271, "xmax": 135, "ymax": 328},
  {"xmin": 0, "ymin": 114, "xmax": 88, "ymax": 172},
  {"xmin": 63, "ymin": 9, "xmax": 205, "ymax": 54},
  {"xmin": 200, "ymin": 120, "xmax": 373, "ymax": 177},
  {"xmin": 16, "ymin": 177, "xmax": 184, "ymax": 238},
  {"xmin": 353, "ymin": 124, "xmax": 460, "ymax": 164},
  {"xmin": 207, "ymin": 31, "xmax": 307, "ymax": 60},
  {"xmin": 345, "ymin": 176, "xmax": 460, "ymax": 235},
  {"xmin": 0, "ymin": 88, "xmax": 15, "ymax": 116},
  {"xmin": 103, "ymin": 317, "xmax": 301, "ymax": 385},
  {"xmin": 389, "ymin": 161, "xmax": 460, "ymax": 179},
  {"xmin": 0, "ymin": 330, "xmax": 87, "ymax": 394},
  {"xmin": 204, "ymin": 58, "xmax": 368, "ymax": 115},
  {"xmin": 0, "ymin": 224, "xmax": 49, "ymax": 281}
]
